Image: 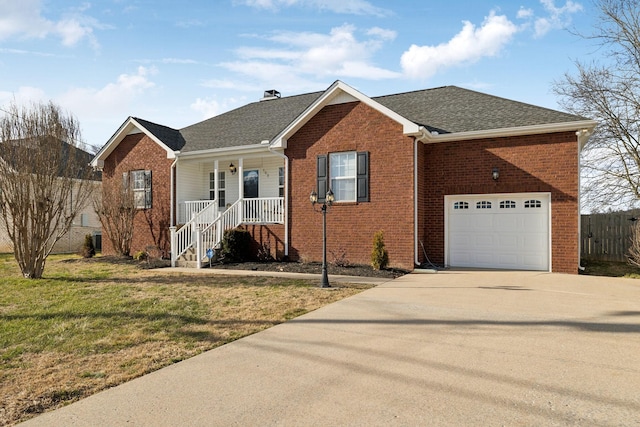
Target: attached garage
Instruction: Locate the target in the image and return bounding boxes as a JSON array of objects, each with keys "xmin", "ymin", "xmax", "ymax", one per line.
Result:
[{"xmin": 445, "ymin": 193, "xmax": 551, "ymax": 271}]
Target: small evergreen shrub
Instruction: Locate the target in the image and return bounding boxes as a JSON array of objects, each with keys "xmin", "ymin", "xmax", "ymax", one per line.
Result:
[
  {"xmin": 80, "ymin": 234, "xmax": 96, "ymax": 258},
  {"xmin": 371, "ymin": 230, "xmax": 389, "ymax": 270},
  {"xmin": 133, "ymin": 250, "xmax": 147, "ymax": 261},
  {"xmin": 221, "ymin": 228, "xmax": 251, "ymax": 262}
]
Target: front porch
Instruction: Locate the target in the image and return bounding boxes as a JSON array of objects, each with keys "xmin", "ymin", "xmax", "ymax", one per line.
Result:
[{"xmin": 171, "ymin": 153, "xmax": 287, "ymax": 267}]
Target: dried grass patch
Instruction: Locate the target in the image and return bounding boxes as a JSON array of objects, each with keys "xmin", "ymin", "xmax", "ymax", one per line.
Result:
[{"xmin": 0, "ymin": 255, "xmax": 372, "ymax": 425}]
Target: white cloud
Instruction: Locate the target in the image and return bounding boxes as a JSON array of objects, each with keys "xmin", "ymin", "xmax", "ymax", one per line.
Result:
[
  {"xmin": 520, "ymin": 0, "xmax": 584, "ymax": 38},
  {"xmin": 400, "ymin": 11, "xmax": 518, "ymax": 79},
  {"xmin": 536, "ymin": 0, "xmax": 584, "ymax": 37},
  {"xmin": 191, "ymin": 98, "xmax": 223, "ymax": 119},
  {"xmin": 0, "ymin": 86, "xmax": 47, "ymax": 107},
  {"xmin": 517, "ymin": 7, "xmax": 534, "ymax": 19},
  {"xmin": 366, "ymin": 27, "xmax": 397, "ymax": 41},
  {"xmin": 218, "ymin": 24, "xmax": 400, "ymax": 91},
  {"xmin": 57, "ymin": 66, "xmax": 157, "ymax": 118},
  {"xmin": 0, "ymin": 0, "xmax": 103, "ymax": 47},
  {"xmin": 235, "ymin": 0, "xmax": 390, "ymax": 16}
]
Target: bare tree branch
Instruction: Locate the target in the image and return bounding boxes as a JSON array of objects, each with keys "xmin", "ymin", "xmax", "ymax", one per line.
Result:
[
  {"xmin": 0, "ymin": 100, "xmax": 95, "ymax": 278},
  {"xmin": 554, "ymin": 0, "xmax": 640, "ymax": 212}
]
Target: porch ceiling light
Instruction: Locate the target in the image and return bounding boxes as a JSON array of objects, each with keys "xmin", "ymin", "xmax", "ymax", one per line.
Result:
[
  {"xmin": 492, "ymin": 167, "xmax": 499, "ymax": 181},
  {"xmin": 229, "ymin": 162, "xmax": 237, "ymax": 175}
]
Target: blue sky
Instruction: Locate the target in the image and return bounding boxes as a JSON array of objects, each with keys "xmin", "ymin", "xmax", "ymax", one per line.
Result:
[{"xmin": 0, "ymin": 0, "xmax": 597, "ymax": 151}]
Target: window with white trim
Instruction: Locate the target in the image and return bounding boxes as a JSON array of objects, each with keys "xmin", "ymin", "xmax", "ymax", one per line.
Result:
[
  {"xmin": 124, "ymin": 170, "xmax": 152, "ymax": 209},
  {"xmin": 524, "ymin": 199, "xmax": 542, "ymax": 208},
  {"xmin": 210, "ymin": 172, "xmax": 225, "ymax": 207},
  {"xmin": 330, "ymin": 152, "xmax": 356, "ymax": 201},
  {"xmin": 278, "ymin": 167, "xmax": 284, "ymax": 198},
  {"xmin": 453, "ymin": 201, "xmax": 469, "ymax": 210},
  {"xmin": 316, "ymin": 151, "xmax": 369, "ymax": 203},
  {"xmin": 500, "ymin": 200, "xmax": 516, "ymax": 209},
  {"xmin": 476, "ymin": 201, "xmax": 492, "ymax": 209}
]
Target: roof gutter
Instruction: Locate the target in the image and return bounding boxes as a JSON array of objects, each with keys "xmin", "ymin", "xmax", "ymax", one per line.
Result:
[
  {"xmin": 176, "ymin": 144, "xmax": 267, "ymax": 160},
  {"xmin": 418, "ymin": 120, "xmax": 598, "ymax": 144}
]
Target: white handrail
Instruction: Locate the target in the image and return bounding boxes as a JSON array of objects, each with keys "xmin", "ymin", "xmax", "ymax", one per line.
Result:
[
  {"xmin": 197, "ymin": 199, "xmax": 243, "ymax": 267},
  {"xmin": 178, "ymin": 200, "xmax": 216, "ymax": 224},
  {"xmin": 172, "ymin": 202, "xmax": 218, "ymax": 263},
  {"xmin": 171, "ymin": 197, "xmax": 285, "ymax": 267}
]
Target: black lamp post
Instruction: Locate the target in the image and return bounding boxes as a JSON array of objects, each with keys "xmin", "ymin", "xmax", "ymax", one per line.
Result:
[{"xmin": 310, "ymin": 188, "xmax": 334, "ymax": 288}]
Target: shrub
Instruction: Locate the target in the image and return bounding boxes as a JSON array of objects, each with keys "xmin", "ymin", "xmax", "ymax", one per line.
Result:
[
  {"xmin": 256, "ymin": 242, "xmax": 274, "ymax": 262},
  {"xmin": 330, "ymin": 247, "xmax": 350, "ymax": 267},
  {"xmin": 80, "ymin": 234, "xmax": 96, "ymax": 258},
  {"xmin": 133, "ymin": 250, "xmax": 147, "ymax": 261},
  {"xmin": 371, "ymin": 230, "xmax": 389, "ymax": 270},
  {"xmin": 220, "ymin": 228, "xmax": 251, "ymax": 262}
]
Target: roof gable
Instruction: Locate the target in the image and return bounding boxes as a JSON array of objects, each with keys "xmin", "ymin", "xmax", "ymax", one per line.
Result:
[
  {"xmin": 90, "ymin": 117, "xmax": 183, "ymax": 168},
  {"xmin": 270, "ymin": 81, "xmax": 422, "ymax": 149}
]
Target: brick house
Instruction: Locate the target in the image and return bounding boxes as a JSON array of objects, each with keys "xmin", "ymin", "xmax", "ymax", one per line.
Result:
[{"xmin": 90, "ymin": 81, "xmax": 596, "ymax": 273}]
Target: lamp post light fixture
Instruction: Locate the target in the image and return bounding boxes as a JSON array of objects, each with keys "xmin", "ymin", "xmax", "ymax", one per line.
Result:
[{"xmin": 310, "ymin": 188, "xmax": 334, "ymax": 288}]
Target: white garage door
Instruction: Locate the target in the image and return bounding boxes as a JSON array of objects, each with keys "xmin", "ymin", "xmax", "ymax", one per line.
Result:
[{"xmin": 446, "ymin": 193, "xmax": 550, "ymax": 271}]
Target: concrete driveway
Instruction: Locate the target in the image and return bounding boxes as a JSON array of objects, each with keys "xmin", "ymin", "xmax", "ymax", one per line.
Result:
[{"xmin": 22, "ymin": 270, "xmax": 640, "ymax": 426}]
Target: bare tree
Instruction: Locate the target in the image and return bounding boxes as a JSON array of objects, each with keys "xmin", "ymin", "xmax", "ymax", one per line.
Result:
[
  {"xmin": 553, "ymin": 0, "xmax": 640, "ymax": 212},
  {"xmin": 0, "ymin": 100, "xmax": 95, "ymax": 278},
  {"xmin": 94, "ymin": 177, "xmax": 136, "ymax": 257}
]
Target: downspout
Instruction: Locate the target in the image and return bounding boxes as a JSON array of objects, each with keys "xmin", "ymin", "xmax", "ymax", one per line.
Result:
[
  {"xmin": 170, "ymin": 158, "xmax": 177, "ymax": 227},
  {"xmin": 576, "ymin": 129, "xmax": 590, "ymax": 272},
  {"xmin": 413, "ymin": 127, "xmax": 430, "ymax": 267},
  {"xmin": 268, "ymin": 145, "xmax": 289, "ymax": 257},
  {"xmin": 414, "ymin": 137, "xmax": 420, "ymax": 267}
]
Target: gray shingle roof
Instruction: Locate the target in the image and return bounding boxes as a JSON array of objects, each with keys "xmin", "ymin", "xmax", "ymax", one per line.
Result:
[
  {"xmin": 133, "ymin": 117, "xmax": 186, "ymax": 152},
  {"xmin": 178, "ymin": 91, "xmax": 323, "ymax": 153},
  {"xmin": 134, "ymin": 85, "xmax": 588, "ymax": 154},
  {"xmin": 373, "ymin": 86, "xmax": 587, "ymax": 134}
]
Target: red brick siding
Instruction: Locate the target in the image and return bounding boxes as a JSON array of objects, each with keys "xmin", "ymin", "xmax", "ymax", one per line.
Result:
[
  {"xmin": 420, "ymin": 132, "xmax": 579, "ymax": 273},
  {"xmin": 101, "ymin": 133, "xmax": 173, "ymax": 256},
  {"xmin": 241, "ymin": 224, "xmax": 286, "ymax": 260},
  {"xmin": 286, "ymin": 101, "xmax": 416, "ymax": 269}
]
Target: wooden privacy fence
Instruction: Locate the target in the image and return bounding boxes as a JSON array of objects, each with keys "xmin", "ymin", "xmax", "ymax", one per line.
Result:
[{"xmin": 580, "ymin": 213, "xmax": 639, "ymax": 262}]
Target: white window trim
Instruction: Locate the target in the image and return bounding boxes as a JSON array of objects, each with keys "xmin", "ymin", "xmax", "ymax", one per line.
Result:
[{"xmin": 329, "ymin": 151, "xmax": 357, "ymax": 202}]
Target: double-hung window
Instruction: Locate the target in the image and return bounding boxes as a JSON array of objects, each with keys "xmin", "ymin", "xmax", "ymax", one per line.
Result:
[
  {"xmin": 316, "ymin": 151, "xmax": 369, "ymax": 203},
  {"xmin": 330, "ymin": 152, "xmax": 356, "ymax": 201},
  {"xmin": 210, "ymin": 171, "xmax": 226, "ymax": 207},
  {"xmin": 124, "ymin": 170, "xmax": 152, "ymax": 209},
  {"xmin": 278, "ymin": 167, "xmax": 284, "ymax": 198}
]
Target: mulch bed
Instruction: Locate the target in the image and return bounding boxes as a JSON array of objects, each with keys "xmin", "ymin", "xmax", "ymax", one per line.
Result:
[
  {"xmin": 66, "ymin": 256, "xmax": 408, "ymax": 278},
  {"xmin": 209, "ymin": 261, "xmax": 409, "ymax": 279}
]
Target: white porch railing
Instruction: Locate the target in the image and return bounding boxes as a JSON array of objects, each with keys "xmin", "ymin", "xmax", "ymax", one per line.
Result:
[
  {"xmin": 243, "ymin": 197, "xmax": 284, "ymax": 223},
  {"xmin": 171, "ymin": 197, "xmax": 284, "ymax": 268},
  {"xmin": 171, "ymin": 202, "xmax": 218, "ymax": 262},
  {"xmin": 178, "ymin": 200, "xmax": 217, "ymax": 225}
]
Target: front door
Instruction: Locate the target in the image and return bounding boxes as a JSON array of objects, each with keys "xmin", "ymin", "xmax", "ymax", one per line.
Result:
[
  {"xmin": 243, "ymin": 170, "xmax": 259, "ymax": 219},
  {"xmin": 243, "ymin": 170, "xmax": 259, "ymax": 198}
]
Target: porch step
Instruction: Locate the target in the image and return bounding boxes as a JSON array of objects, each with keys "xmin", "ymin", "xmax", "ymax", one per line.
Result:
[{"xmin": 175, "ymin": 260, "xmax": 199, "ymax": 268}]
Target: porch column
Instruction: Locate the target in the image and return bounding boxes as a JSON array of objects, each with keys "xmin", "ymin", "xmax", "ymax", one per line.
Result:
[
  {"xmin": 238, "ymin": 158, "xmax": 244, "ymax": 222},
  {"xmin": 214, "ymin": 160, "xmax": 219, "ymax": 205},
  {"xmin": 238, "ymin": 157, "xmax": 244, "ymax": 199}
]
